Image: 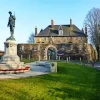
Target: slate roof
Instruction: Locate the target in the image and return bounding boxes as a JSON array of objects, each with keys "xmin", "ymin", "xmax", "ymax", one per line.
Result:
[{"xmin": 36, "ymin": 25, "xmax": 87, "ymax": 37}]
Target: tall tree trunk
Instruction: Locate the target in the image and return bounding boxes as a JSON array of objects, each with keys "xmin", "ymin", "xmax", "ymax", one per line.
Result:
[{"xmin": 96, "ymin": 46, "xmax": 99, "ymax": 61}]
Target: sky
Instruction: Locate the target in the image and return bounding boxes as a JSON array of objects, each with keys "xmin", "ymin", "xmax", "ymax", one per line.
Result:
[{"xmin": 0, "ymin": 0, "xmax": 100, "ymax": 50}]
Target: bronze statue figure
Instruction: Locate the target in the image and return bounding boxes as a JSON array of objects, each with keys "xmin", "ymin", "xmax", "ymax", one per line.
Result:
[{"xmin": 7, "ymin": 11, "xmax": 16, "ymax": 40}]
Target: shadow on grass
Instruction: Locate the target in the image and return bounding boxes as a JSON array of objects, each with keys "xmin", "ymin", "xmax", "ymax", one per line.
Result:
[
  {"xmin": 49, "ymin": 87, "xmax": 94, "ymax": 100},
  {"xmin": 92, "ymin": 69, "xmax": 100, "ymax": 99},
  {"xmin": 0, "ymin": 62, "xmax": 100, "ymax": 100},
  {"xmin": 40, "ymin": 62, "xmax": 100, "ymax": 100}
]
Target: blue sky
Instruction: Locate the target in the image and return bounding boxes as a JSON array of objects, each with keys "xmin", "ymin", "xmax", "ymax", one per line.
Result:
[{"xmin": 0, "ymin": 0, "xmax": 100, "ymax": 50}]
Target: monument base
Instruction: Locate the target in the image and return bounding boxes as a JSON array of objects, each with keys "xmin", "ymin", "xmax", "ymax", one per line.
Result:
[
  {"xmin": 0, "ymin": 39, "xmax": 30, "ymax": 74},
  {"xmin": 0, "ymin": 63, "xmax": 30, "ymax": 74}
]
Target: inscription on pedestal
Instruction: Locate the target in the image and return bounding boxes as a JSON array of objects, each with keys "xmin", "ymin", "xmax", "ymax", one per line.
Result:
[{"xmin": 4, "ymin": 40, "xmax": 17, "ymax": 55}]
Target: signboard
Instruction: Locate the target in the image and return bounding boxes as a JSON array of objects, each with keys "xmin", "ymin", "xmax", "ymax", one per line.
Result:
[{"xmin": 50, "ymin": 62, "xmax": 57, "ymax": 72}]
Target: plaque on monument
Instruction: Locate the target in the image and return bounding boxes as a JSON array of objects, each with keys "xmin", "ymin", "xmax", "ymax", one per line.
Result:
[{"xmin": 50, "ymin": 62, "xmax": 57, "ymax": 72}]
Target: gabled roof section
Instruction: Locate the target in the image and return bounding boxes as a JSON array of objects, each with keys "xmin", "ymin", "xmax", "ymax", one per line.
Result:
[{"xmin": 36, "ymin": 25, "xmax": 87, "ymax": 37}]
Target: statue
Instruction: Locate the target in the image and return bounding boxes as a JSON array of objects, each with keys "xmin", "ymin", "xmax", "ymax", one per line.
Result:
[{"xmin": 7, "ymin": 11, "xmax": 16, "ymax": 40}]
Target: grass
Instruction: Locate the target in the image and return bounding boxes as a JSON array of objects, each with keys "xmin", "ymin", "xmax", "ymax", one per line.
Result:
[{"xmin": 0, "ymin": 62, "xmax": 100, "ymax": 100}]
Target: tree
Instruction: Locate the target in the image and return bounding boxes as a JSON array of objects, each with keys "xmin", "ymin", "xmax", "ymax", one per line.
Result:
[
  {"xmin": 84, "ymin": 8, "xmax": 100, "ymax": 61},
  {"xmin": 27, "ymin": 33, "xmax": 34, "ymax": 43}
]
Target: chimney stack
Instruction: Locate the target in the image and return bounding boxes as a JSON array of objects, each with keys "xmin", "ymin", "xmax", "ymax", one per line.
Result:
[
  {"xmin": 82, "ymin": 28, "xmax": 84, "ymax": 33},
  {"xmin": 51, "ymin": 19, "xmax": 54, "ymax": 28},
  {"xmin": 70, "ymin": 18, "xmax": 72, "ymax": 27},
  {"xmin": 35, "ymin": 26, "xmax": 38, "ymax": 36},
  {"xmin": 85, "ymin": 26, "xmax": 87, "ymax": 34}
]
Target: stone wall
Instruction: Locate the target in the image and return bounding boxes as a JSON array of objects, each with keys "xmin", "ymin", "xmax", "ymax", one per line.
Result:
[
  {"xmin": 34, "ymin": 36, "xmax": 87, "ymax": 44},
  {"xmin": 17, "ymin": 44, "xmax": 39, "ymax": 60},
  {"xmin": 17, "ymin": 43, "xmax": 96, "ymax": 61}
]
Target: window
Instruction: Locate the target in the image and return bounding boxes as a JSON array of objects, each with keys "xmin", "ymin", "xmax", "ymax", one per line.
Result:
[
  {"xmin": 30, "ymin": 46, "xmax": 32, "ymax": 49},
  {"xmin": 40, "ymin": 37, "xmax": 41, "ymax": 42},
  {"xmin": 76, "ymin": 37, "xmax": 78, "ymax": 40},
  {"xmin": 58, "ymin": 25, "xmax": 63, "ymax": 36},
  {"xmin": 66, "ymin": 37, "xmax": 68, "ymax": 40},
  {"xmin": 59, "ymin": 30, "xmax": 63, "ymax": 35},
  {"xmin": 21, "ymin": 46, "xmax": 24, "ymax": 51},
  {"xmin": 60, "ymin": 37, "xmax": 62, "ymax": 42},
  {"xmin": 44, "ymin": 37, "xmax": 46, "ymax": 41},
  {"xmin": 33, "ymin": 47, "xmax": 37, "ymax": 51},
  {"xmin": 70, "ymin": 37, "xmax": 72, "ymax": 41}
]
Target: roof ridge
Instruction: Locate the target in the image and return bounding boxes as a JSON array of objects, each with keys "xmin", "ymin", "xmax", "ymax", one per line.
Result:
[{"xmin": 37, "ymin": 24, "xmax": 87, "ymax": 37}]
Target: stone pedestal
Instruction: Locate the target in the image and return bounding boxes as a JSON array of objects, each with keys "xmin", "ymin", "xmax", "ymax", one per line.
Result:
[{"xmin": 0, "ymin": 39, "xmax": 30, "ymax": 73}]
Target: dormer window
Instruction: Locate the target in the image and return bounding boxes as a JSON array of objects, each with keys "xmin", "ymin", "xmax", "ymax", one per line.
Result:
[{"xmin": 58, "ymin": 25, "xmax": 63, "ymax": 36}]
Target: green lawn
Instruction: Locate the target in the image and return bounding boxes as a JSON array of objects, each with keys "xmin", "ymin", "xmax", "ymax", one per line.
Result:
[{"xmin": 0, "ymin": 62, "xmax": 100, "ymax": 100}]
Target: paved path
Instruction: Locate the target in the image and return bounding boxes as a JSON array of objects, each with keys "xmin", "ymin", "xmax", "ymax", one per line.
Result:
[
  {"xmin": 93, "ymin": 62, "xmax": 100, "ymax": 70},
  {"xmin": 0, "ymin": 61, "xmax": 50, "ymax": 79}
]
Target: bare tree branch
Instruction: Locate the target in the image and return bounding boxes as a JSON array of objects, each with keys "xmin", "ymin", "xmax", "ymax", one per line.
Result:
[
  {"xmin": 27, "ymin": 33, "xmax": 34, "ymax": 43},
  {"xmin": 84, "ymin": 8, "xmax": 100, "ymax": 61}
]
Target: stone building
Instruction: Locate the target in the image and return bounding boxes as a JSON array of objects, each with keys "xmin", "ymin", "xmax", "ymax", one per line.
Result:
[{"xmin": 17, "ymin": 19, "xmax": 96, "ymax": 61}]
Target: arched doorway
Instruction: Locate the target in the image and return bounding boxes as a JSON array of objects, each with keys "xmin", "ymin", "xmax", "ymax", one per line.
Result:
[
  {"xmin": 45, "ymin": 45, "xmax": 57, "ymax": 60},
  {"xmin": 47, "ymin": 47, "xmax": 56, "ymax": 60}
]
